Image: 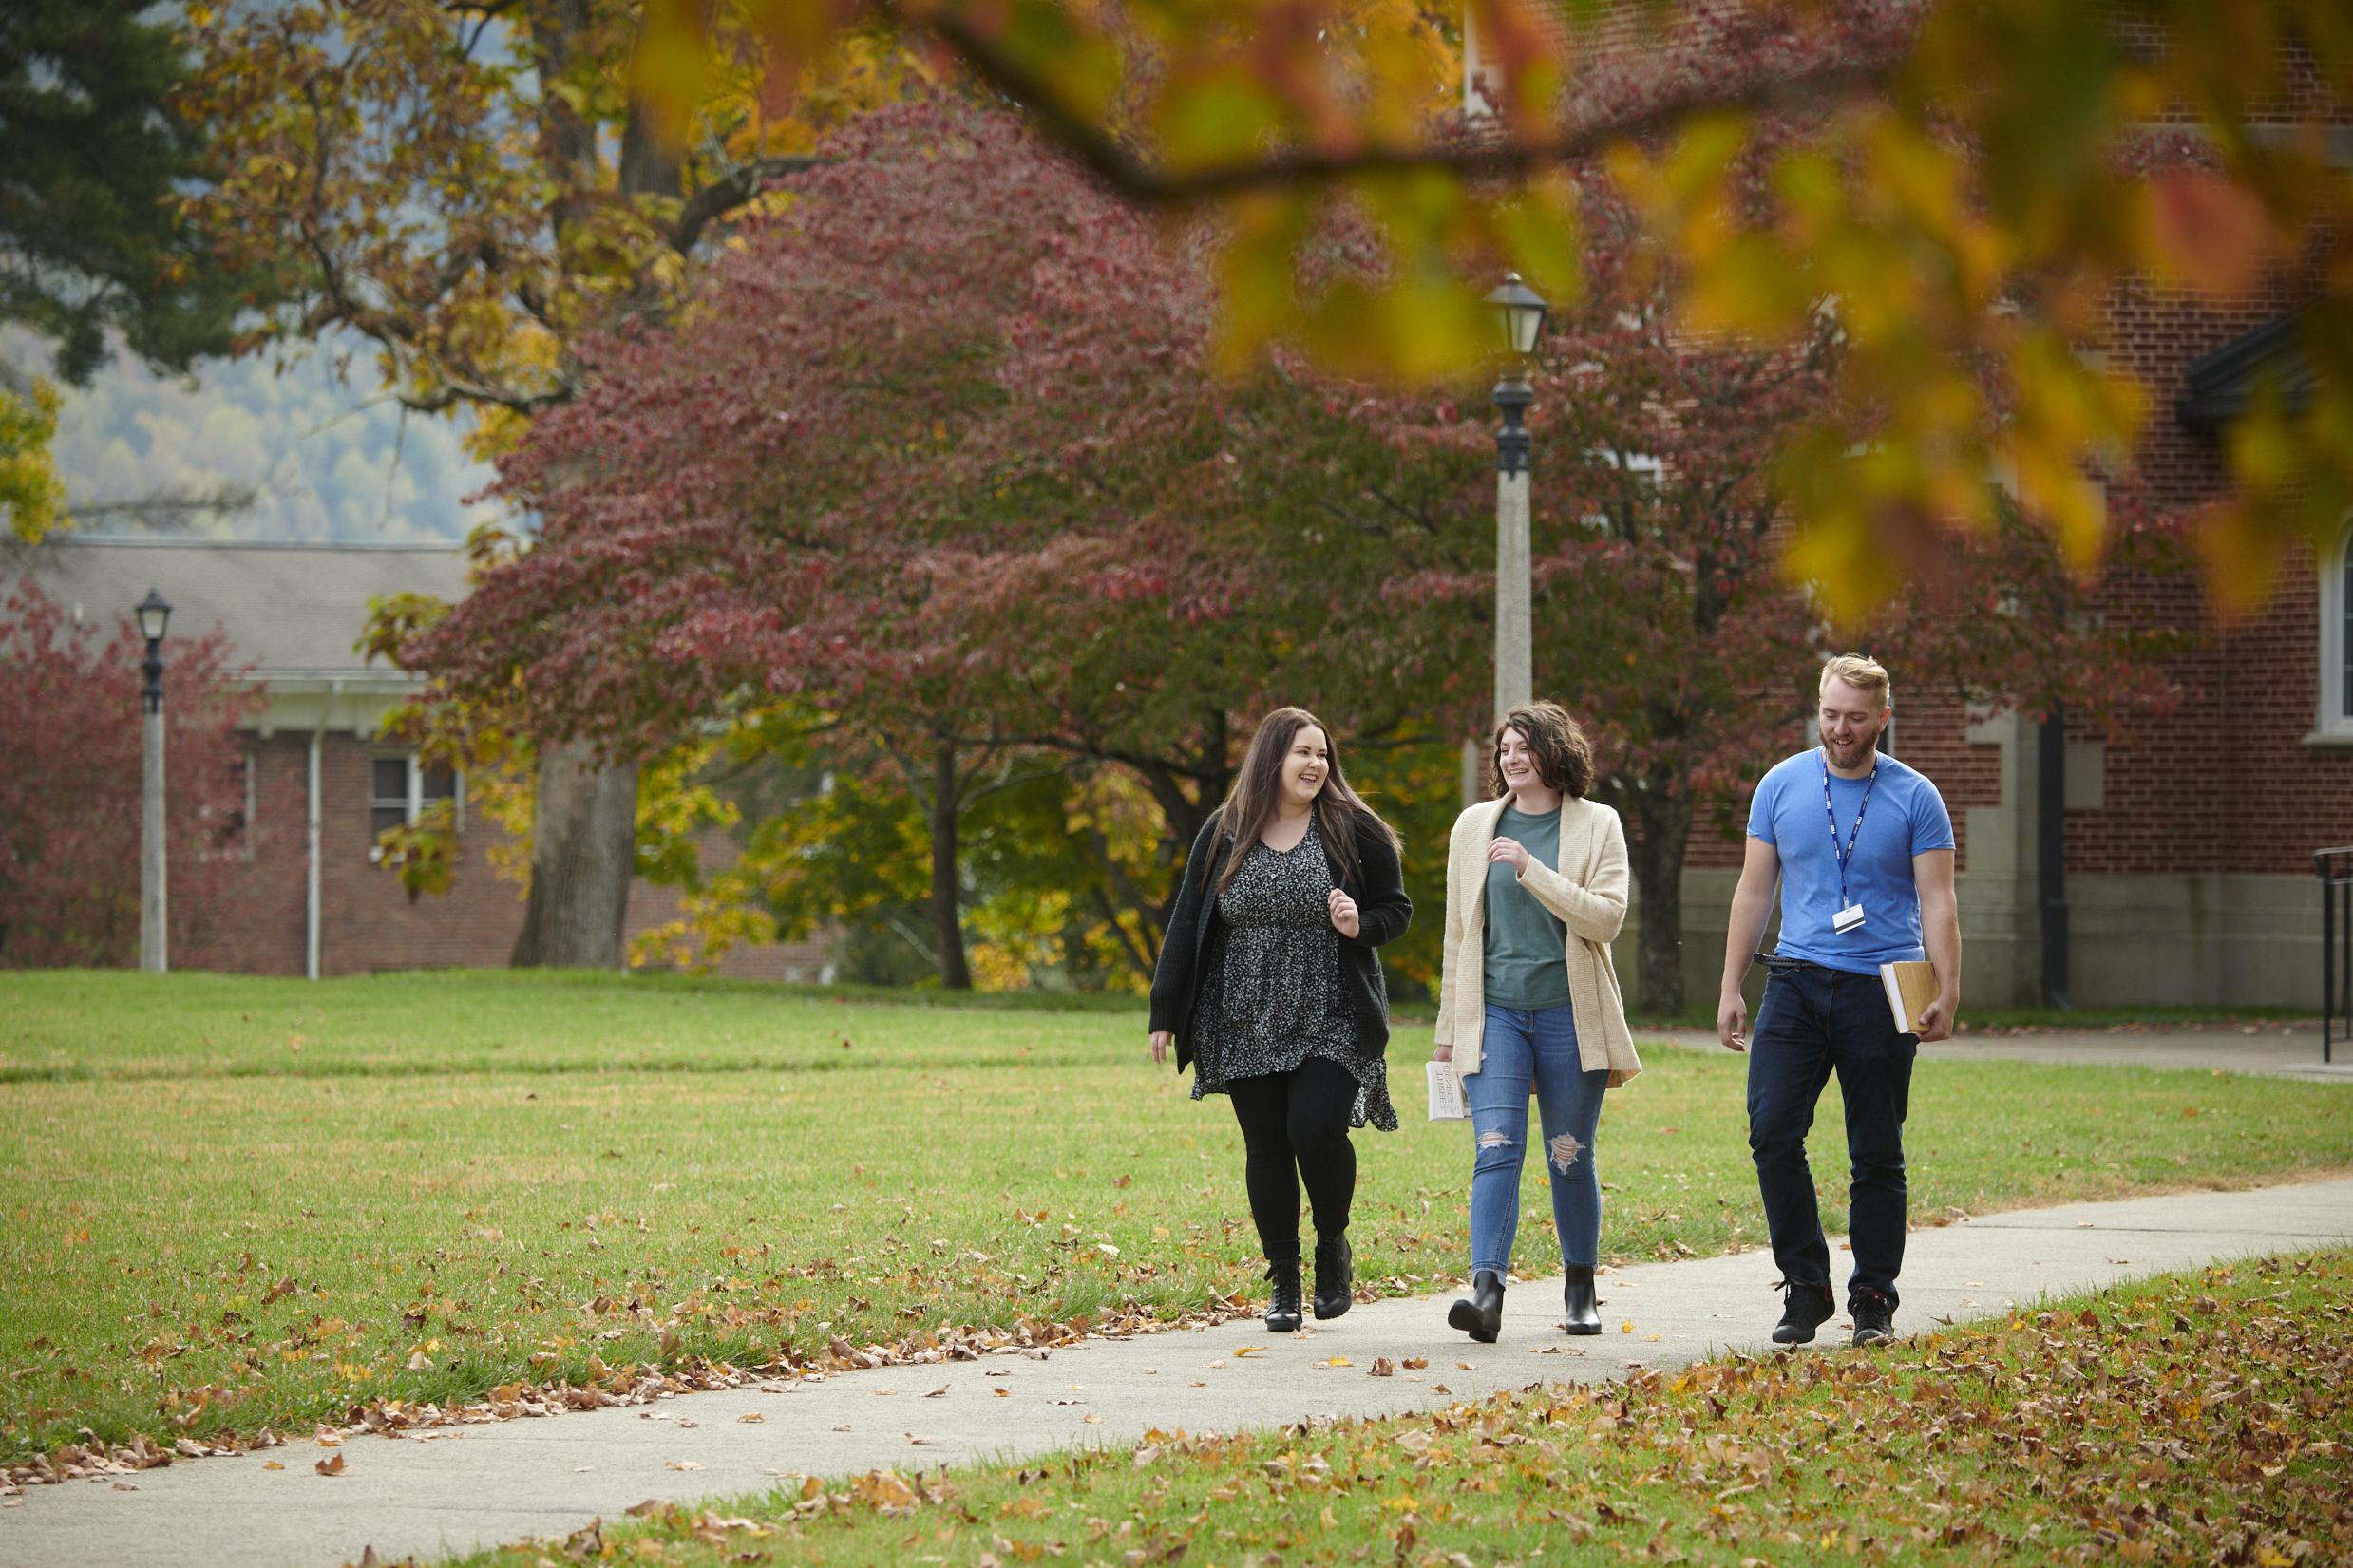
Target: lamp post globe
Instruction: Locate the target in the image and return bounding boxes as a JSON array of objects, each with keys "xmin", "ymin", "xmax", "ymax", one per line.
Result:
[{"xmin": 1485, "ymin": 272, "xmax": 1550, "ymax": 358}]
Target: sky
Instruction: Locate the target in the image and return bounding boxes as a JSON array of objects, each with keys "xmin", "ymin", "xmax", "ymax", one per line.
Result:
[{"xmin": 21, "ymin": 324, "xmax": 503, "ymax": 543}]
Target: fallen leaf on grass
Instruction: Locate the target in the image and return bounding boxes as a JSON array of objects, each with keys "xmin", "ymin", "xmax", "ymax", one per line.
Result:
[
  {"xmin": 923, "ymin": 1386, "xmax": 949, "ymax": 1398},
  {"xmin": 738, "ymin": 1412, "xmax": 765, "ymax": 1424},
  {"xmin": 666, "ymin": 1460, "xmax": 705, "ymax": 1472},
  {"xmin": 1320, "ymin": 1356, "xmax": 1353, "ymax": 1368},
  {"xmin": 1234, "ymin": 1346, "xmax": 1266, "ymax": 1358},
  {"xmin": 313, "ymin": 1453, "xmax": 344, "ymax": 1477},
  {"xmin": 1369, "ymin": 1357, "xmax": 1395, "ymax": 1377},
  {"xmin": 1401, "ymin": 1357, "xmax": 1429, "ymax": 1370}
]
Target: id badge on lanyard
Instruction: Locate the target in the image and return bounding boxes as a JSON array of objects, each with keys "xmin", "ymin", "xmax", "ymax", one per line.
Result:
[{"xmin": 1823, "ymin": 751, "xmax": 1875, "ymax": 935}]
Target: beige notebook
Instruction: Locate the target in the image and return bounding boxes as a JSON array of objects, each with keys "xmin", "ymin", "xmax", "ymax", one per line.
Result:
[
  {"xmin": 1426, "ymin": 1059, "xmax": 1468, "ymax": 1121},
  {"xmin": 1879, "ymin": 960, "xmax": 1939, "ymax": 1034}
]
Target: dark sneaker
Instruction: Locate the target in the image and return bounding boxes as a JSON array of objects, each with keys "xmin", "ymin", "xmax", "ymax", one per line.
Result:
[
  {"xmin": 1850, "ymin": 1288, "xmax": 1895, "ymax": 1347},
  {"xmin": 1772, "ymin": 1277, "xmax": 1836, "ymax": 1344}
]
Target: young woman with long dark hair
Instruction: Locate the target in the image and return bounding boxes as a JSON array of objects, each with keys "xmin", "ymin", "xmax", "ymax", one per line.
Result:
[
  {"xmin": 1148, "ymin": 707, "xmax": 1412, "ymax": 1333},
  {"xmin": 1434, "ymin": 701, "xmax": 1641, "ymax": 1342}
]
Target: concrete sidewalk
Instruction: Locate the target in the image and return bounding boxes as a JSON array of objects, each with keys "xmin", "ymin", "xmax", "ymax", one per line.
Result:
[
  {"xmin": 5, "ymin": 1178, "xmax": 2348, "ymax": 1568},
  {"xmin": 1643, "ymin": 1023, "xmax": 2353, "ymax": 1080}
]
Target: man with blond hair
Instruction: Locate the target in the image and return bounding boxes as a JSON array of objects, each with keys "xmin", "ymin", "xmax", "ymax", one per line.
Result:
[{"xmin": 1717, "ymin": 654, "xmax": 1961, "ymax": 1348}]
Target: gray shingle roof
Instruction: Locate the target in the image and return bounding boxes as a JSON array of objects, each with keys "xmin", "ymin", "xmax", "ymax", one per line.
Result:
[{"xmin": 8, "ymin": 536, "xmax": 468, "ymax": 681}]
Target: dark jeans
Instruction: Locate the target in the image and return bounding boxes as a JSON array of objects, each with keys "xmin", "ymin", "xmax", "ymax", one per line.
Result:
[
  {"xmin": 1227, "ymin": 1057, "xmax": 1359, "ymax": 1266},
  {"xmin": 1746, "ymin": 963, "xmax": 1917, "ymax": 1306}
]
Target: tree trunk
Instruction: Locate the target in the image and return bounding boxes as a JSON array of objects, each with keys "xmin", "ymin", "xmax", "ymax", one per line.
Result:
[
  {"xmin": 500, "ymin": 11, "xmax": 681, "ymax": 974},
  {"xmin": 511, "ymin": 739, "xmax": 638, "ymax": 969},
  {"xmin": 928, "ymin": 739, "xmax": 972, "ymax": 989},
  {"xmin": 1625, "ymin": 790, "xmax": 1694, "ymax": 1019}
]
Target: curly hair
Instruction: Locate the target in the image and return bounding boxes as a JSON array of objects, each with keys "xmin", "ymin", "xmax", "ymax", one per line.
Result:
[{"xmin": 1487, "ymin": 701, "xmax": 1594, "ymax": 800}]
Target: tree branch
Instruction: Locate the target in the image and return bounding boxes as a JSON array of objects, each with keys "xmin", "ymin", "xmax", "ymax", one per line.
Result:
[
  {"xmin": 671, "ymin": 155, "xmax": 827, "ymax": 253},
  {"xmin": 918, "ymin": 8, "xmax": 1891, "ymax": 205}
]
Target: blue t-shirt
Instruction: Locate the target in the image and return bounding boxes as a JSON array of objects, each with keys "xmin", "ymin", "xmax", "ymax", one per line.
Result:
[{"xmin": 1745, "ymin": 748, "xmax": 1955, "ymax": 975}]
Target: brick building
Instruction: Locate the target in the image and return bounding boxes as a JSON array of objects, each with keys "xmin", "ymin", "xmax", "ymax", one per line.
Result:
[
  {"xmin": 1465, "ymin": 4, "xmax": 2352, "ymax": 1009},
  {"xmin": 14, "ymin": 537, "xmax": 834, "ymax": 982}
]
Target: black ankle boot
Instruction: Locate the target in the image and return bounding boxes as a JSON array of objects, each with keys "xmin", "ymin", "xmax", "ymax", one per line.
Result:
[
  {"xmin": 1447, "ymin": 1269, "xmax": 1505, "ymax": 1343},
  {"xmin": 1264, "ymin": 1261, "xmax": 1304, "ymax": 1333},
  {"xmin": 1312, "ymin": 1234, "xmax": 1354, "ymax": 1320},
  {"xmin": 1562, "ymin": 1264, "xmax": 1602, "ymax": 1335}
]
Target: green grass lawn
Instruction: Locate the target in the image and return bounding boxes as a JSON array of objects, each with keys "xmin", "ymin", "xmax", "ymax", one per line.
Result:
[
  {"xmin": 444, "ymin": 1250, "xmax": 2350, "ymax": 1568},
  {"xmin": 4, "ymin": 969, "xmax": 2349, "ymax": 1466}
]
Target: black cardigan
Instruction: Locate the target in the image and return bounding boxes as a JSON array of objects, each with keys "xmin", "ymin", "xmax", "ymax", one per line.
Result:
[{"xmin": 1147, "ymin": 808, "xmax": 1413, "ymax": 1072}]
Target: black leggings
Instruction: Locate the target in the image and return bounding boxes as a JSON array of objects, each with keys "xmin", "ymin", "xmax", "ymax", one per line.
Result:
[{"xmin": 1226, "ymin": 1057, "xmax": 1358, "ymax": 1265}]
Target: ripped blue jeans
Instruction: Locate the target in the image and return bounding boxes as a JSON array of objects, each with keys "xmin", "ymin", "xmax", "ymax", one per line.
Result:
[{"xmin": 1465, "ymin": 1003, "xmax": 1607, "ymax": 1275}]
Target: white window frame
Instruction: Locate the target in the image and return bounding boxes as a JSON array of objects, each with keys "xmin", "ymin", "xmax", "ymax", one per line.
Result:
[
  {"xmin": 368, "ymin": 753, "xmax": 465, "ymax": 860},
  {"xmin": 2318, "ymin": 515, "xmax": 2353, "ymax": 745},
  {"xmin": 1580, "ymin": 448, "xmax": 1663, "ymax": 532}
]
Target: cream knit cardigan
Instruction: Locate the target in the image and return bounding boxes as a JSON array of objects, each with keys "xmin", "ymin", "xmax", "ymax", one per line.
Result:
[{"xmin": 1433, "ymin": 794, "xmax": 1642, "ymax": 1087}]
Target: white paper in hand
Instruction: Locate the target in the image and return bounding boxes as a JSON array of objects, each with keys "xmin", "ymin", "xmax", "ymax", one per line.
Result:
[{"xmin": 1426, "ymin": 1059, "xmax": 1468, "ymax": 1122}]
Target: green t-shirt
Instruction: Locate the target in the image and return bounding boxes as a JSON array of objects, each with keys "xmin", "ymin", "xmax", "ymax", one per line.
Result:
[{"xmin": 1483, "ymin": 803, "xmax": 1572, "ymax": 1011}]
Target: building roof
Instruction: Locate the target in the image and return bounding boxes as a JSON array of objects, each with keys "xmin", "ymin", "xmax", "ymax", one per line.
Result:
[
  {"xmin": 8, "ymin": 536, "xmax": 468, "ymax": 683},
  {"xmin": 2175, "ymin": 314, "xmax": 2319, "ymax": 432}
]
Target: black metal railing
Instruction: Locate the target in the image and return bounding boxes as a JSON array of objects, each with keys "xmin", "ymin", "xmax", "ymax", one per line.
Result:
[{"xmin": 2320, "ymin": 847, "xmax": 2353, "ymax": 1065}]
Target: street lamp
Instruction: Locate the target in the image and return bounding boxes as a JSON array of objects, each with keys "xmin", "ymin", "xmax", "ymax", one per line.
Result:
[
  {"xmin": 1486, "ymin": 274, "xmax": 1547, "ymax": 720},
  {"xmin": 1467, "ymin": 274, "xmax": 1548, "ymax": 803},
  {"xmin": 136, "ymin": 588, "xmax": 172, "ymax": 973}
]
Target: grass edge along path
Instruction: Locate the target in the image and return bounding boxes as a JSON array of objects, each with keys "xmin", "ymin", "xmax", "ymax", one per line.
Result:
[
  {"xmin": 8, "ymin": 972, "xmax": 2351, "ymax": 1485},
  {"xmin": 444, "ymin": 1249, "xmax": 2353, "ymax": 1568}
]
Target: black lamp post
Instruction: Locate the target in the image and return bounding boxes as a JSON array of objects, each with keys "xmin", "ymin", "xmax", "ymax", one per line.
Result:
[{"xmin": 136, "ymin": 588, "xmax": 172, "ymax": 972}]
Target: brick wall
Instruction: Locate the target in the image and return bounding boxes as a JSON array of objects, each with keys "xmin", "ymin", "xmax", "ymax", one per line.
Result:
[
  {"xmin": 176, "ymin": 732, "xmax": 835, "ymax": 980},
  {"xmin": 2080, "ymin": 271, "xmax": 2352, "ymax": 877}
]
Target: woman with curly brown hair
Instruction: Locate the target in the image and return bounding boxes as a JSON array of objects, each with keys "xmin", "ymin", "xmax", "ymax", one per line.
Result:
[
  {"xmin": 1148, "ymin": 707, "xmax": 1413, "ymax": 1333},
  {"xmin": 1433, "ymin": 700, "xmax": 1641, "ymax": 1343}
]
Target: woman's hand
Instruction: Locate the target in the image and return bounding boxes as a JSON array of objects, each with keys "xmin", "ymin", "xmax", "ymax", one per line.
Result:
[
  {"xmin": 1327, "ymin": 887, "xmax": 1361, "ymax": 939},
  {"xmin": 1433, "ymin": 1043, "xmax": 1452, "ymax": 1063},
  {"xmin": 1148, "ymin": 1030, "xmax": 1173, "ymax": 1066},
  {"xmin": 1487, "ymin": 836, "xmax": 1530, "ymax": 875}
]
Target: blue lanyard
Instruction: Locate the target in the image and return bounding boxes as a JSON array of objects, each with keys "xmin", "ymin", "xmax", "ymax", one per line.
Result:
[{"xmin": 1820, "ymin": 749, "xmax": 1877, "ymax": 907}]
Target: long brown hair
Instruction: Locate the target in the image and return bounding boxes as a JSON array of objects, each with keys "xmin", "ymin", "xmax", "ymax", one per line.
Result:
[{"xmin": 1207, "ymin": 707, "xmax": 1400, "ymax": 897}]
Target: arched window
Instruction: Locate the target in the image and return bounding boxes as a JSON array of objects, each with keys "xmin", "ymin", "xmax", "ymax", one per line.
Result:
[{"xmin": 2323, "ymin": 518, "xmax": 2353, "ymax": 741}]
